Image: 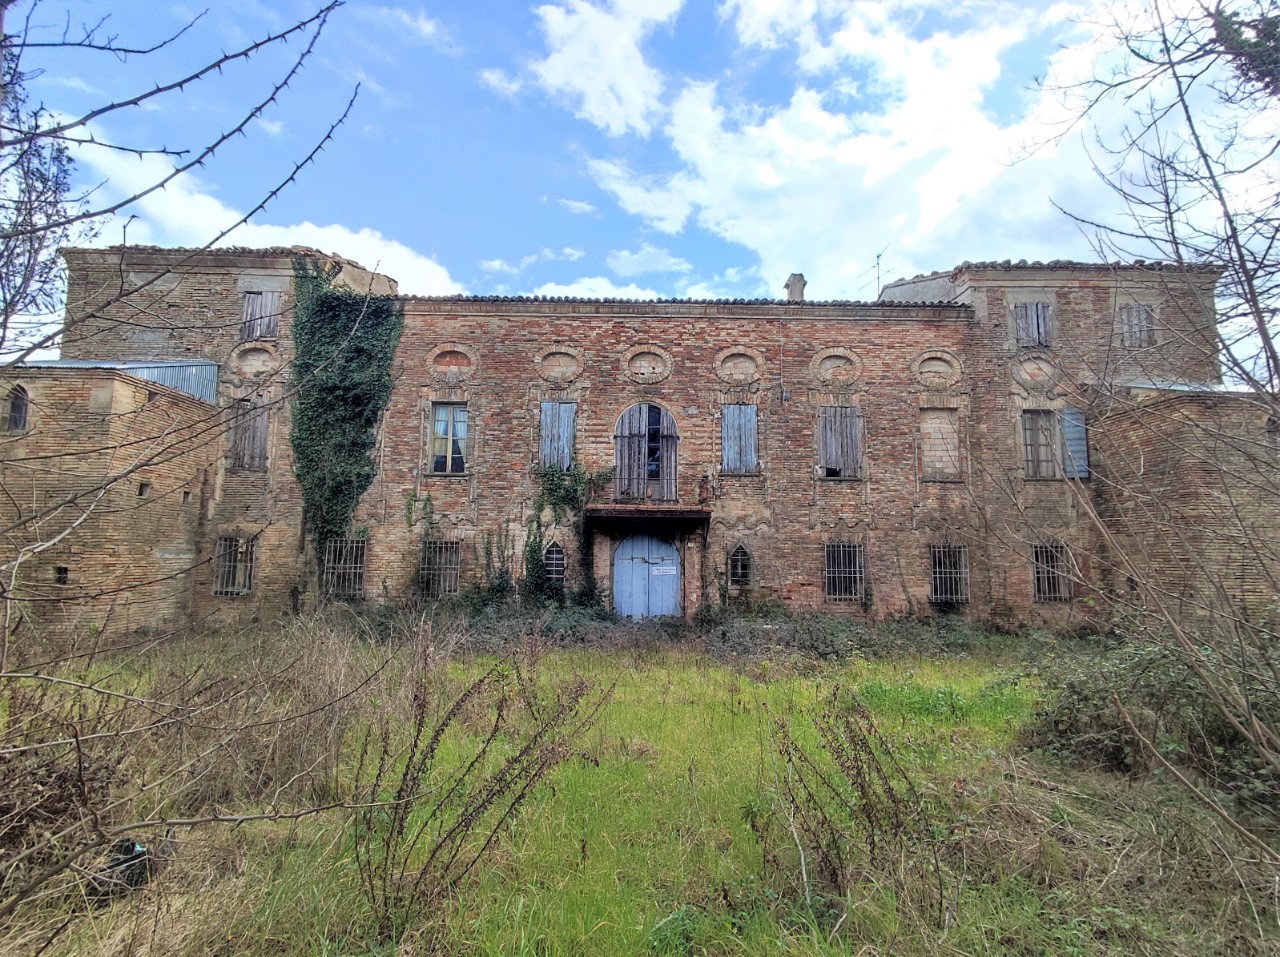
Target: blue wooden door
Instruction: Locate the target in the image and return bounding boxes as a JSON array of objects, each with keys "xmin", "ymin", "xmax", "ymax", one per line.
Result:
[{"xmin": 613, "ymin": 535, "xmax": 681, "ymax": 619}]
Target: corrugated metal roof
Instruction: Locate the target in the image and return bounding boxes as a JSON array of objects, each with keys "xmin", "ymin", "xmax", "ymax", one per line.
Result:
[{"xmin": 19, "ymin": 359, "xmax": 219, "ymax": 404}]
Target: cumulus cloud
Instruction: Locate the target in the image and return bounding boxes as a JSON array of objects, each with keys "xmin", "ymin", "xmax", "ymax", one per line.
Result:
[
  {"xmin": 529, "ymin": 275, "xmax": 662, "ymax": 298},
  {"xmin": 479, "ymin": 68, "xmax": 522, "ymax": 97},
  {"xmin": 584, "ymin": 3, "xmax": 1123, "ymax": 294},
  {"xmin": 75, "ymin": 141, "xmax": 462, "ymax": 295},
  {"xmin": 557, "ymin": 198, "xmax": 597, "ymax": 215},
  {"xmin": 532, "ymin": 0, "xmax": 684, "ymax": 136},
  {"xmin": 606, "ymin": 242, "xmax": 692, "ymax": 276},
  {"xmin": 480, "ymin": 247, "xmax": 585, "ymax": 274},
  {"xmin": 353, "ymin": 6, "xmax": 452, "ymax": 47}
]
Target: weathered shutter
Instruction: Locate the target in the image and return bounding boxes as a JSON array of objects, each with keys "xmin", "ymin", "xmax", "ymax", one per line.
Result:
[
  {"xmin": 1060, "ymin": 407, "xmax": 1090, "ymax": 479},
  {"xmin": 1014, "ymin": 302, "xmax": 1033, "ymax": 346},
  {"xmin": 1033, "ymin": 301, "xmax": 1051, "ymax": 347},
  {"xmin": 259, "ymin": 290, "xmax": 281, "ymax": 337},
  {"xmin": 818, "ymin": 406, "xmax": 861, "ymax": 478},
  {"xmin": 540, "ymin": 402, "xmax": 577, "ymax": 468},
  {"xmin": 658, "ymin": 406, "xmax": 678, "ymax": 501},
  {"xmin": 615, "ymin": 404, "xmax": 645, "ymax": 499},
  {"xmin": 454, "ymin": 406, "xmax": 469, "ymax": 473},
  {"xmin": 721, "ymin": 404, "xmax": 758, "ymax": 473},
  {"xmin": 241, "ymin": 293, "xmax": 262, "ymax": 340}
]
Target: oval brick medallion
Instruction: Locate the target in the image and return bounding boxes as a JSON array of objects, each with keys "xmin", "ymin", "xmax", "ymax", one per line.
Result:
[
  {"xmin": 536, "ymin": 347, "xmax": 583, "ymax": 382},
  {"xmin": 623, "ymin": 345, "xmax": 673, "ymax": 383},
  {"xmin": 910, "ymin": 349, "xmax": 963, "ymax": 389},
  {"xmin": 810, "ymin": 347, "xmax": 862, "ymax": 386}
]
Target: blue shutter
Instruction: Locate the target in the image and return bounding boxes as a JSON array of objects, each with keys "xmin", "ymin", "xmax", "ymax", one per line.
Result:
[
  {"xmin": 721, "ymin": 404, "xmax": 758, "ymax": 473},
  {"xmin": 1060, "ymin": 408, "xmax": 1090, "ymax": 479},
  {"xmin": 539, "ymin": 402, "xmax": 576, "ymax": 468}
]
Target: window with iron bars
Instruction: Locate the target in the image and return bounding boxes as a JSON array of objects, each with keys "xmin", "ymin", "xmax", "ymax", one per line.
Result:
[
  {"xmin": 213, "ymin": 535, "xmax": 255, "ymax": 596},
  {"xmin": 420, "ymin": 540, "xmax": 460, "ymax": 598},
  {"xmin": 322, "ymin": 538, "xmax": 367, "ymax": 600},
  {"xmin": 1032, "ymin": 542, "xmax": 1074, "ymax": 602},
  {"xmin": 544, "ymin": 542, "xmax": 566, "ymax": 586},
  {"xmin": 824, "ymin": 541, "xmax": 865, "ymax": 602},
  {"xmin": 728, "ymin": 544, "xmax": 752, "ymax": 587},
  {"xmin": 929, "ymin": 544, "xmax": 969, "ymax": 606}
]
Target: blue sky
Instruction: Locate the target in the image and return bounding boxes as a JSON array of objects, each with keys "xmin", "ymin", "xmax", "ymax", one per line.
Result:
[{"xmin": 23, "ymin": 0, "xmax": 1137, "ymax": 300}]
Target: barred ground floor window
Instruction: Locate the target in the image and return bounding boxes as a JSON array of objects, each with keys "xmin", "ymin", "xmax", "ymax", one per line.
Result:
[
  {"xmin": 213, "ymin": 535, "xmax": 255, "ymax": 597},
  {"xmin": 929, "ymin": 544, "xmax": 970, "ymax": 606},
  {"xmin": 323, "ymin": 538, "xmax": 367, "ymax": 600},
  {"xmin": 824, "ymin": 541, "xmax": 865, "ymax": 602},
  {"xmin": 421, "ymin": 540, "xmax": 461, "ymax": 598}
]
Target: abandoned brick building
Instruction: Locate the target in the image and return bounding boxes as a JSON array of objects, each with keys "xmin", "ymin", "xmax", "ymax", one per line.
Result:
[{"xmin": 1, "ymin": 244, "xmax": 1274, "ymax": 637}]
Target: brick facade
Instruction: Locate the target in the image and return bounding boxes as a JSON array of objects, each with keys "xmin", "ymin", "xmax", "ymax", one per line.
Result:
[{"xmin": 10, "ymin": 245, "xmax": 1262, "ymax": 637}]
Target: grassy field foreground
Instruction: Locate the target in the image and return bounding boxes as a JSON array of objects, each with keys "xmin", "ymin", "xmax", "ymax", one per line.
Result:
[{"xmin": 3, "ymin": 612, "xmax": 1277, "ymax": 956}]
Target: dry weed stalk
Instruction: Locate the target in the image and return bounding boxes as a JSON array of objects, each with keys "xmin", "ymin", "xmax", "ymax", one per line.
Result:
[
  {"xmin": 767, "ymin": 687, "xmax": 947, "ymax": 925},
  {"xmin": 352, "ymin": 637, "xmax": 607, "ymax": 940}
]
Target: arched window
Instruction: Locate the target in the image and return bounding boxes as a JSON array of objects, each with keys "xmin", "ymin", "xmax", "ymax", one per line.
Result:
[
  {"xmin": 5, "ymin": 385, "xmax": 28, "ymax": 432},
  {"xmin": 728, "ymin": 544, "xmax": 751, "ymax": 587},
  {"xmin": 544, "ymin": 542, "xmax": 566, "ymax": 586},
  {"xmin": 615, "ymin": 403, "xmax": 677, "ymax": 502}
]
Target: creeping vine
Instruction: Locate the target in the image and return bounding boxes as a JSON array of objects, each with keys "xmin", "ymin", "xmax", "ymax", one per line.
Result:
[{"xmin": 290, "ymin": 257, "xmax": 404, "ymax": 547}]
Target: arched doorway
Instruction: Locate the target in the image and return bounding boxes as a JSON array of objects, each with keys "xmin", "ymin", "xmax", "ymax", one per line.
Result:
[
  {"xmin": 613, "ymin": 535, "xmax": 681, "ymax": 619},
  {"xmin": 614, "ymin": 403, "xmax": 678, "ymax": 502}
]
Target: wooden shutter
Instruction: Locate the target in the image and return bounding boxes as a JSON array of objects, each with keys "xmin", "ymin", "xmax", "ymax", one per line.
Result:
[
  {"xmin": 658, "ymin": 406, "xmax": 678, "ymax": 501},
  {"xmin": 1033, "ymin": 301, "xmax": 1051, "ymax": 346},
  {"xmin": 1014, "ymin": 302, "xmax": 1033, "ymax": 346},
  {"xmin": 721, "ymin": 404, "xmax": 758, "ymax": 473},
  {"xmin": 615, "ymin": 404, "xmax": 646, "ymax": 500},
  {"xmin": 819, "ymin": 406, "xmax": 861, "ymax": 478},
  {"xmin": 1060, "ymin": 408, "xmax": 1090, "ymax": 479}
]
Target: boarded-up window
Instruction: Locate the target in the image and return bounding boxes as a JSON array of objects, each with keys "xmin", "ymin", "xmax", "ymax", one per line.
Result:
[
  {"xmin": 229, "ymin": 398, "xmax": 269, "ymax": 471},
  {"xmin": 4, "ymin": 385, "xmax": 28, "ymax": 432},
  {"xmin": 240, "ymin": 290, "xmax": 281, "ymax": 340},
  {"xmin": 1060, "ymin": 408, "xmax": 1090, "ymax": 479},
  {"xmin": 322, "ymin": 538, "xmax": 366, "ymax": 600},
  {"xmin": 728, "ymin": 544, "xmax": 751, "ymax": 587},
  {"xmin": 213, "ymin": 535, "xmax": 255, "ymax": 596},
  {"xmin": 615, "ymin": 403, "xmax": 678, "ymax": 502},
  {"xmin": 930, "ymin": 545, "xmax": 969, "ymax": 605},
  {"xmin": 920, "ymin": 408, "xmax": 960, "ymax": 480},
  {"xmin": 544, "ymin": 542, "xmax": 566, "ymax": 586},
  {"xmin": 818, "ymin": 406, "xmax": 862, "ymax": 479},
  {"xmin": 420, "ymin": 540, "xmax": 461, "ymax": 597},
  {"xmin": 539, "ymin": 401, "xmax": 577, "ymax": 468},
  {"xmin": 430, "ymin": 403, "xmax": 468, "ymax": 474},
  {"xmin": 1032, "ymin": 541, "xmax": 1074, "ymax": 601},
  {"xmin": 721, "ymin": 404, "xmax": 759, "ymax": 474},
  {"xmin": 825, "ymin": 541, "xmax": 865, "ymax": 602},
  {"xmin": 1120, "ymin": 302, "xmax": 1156, "ymax": 348},
  {"xmin": 1014, "ymin": 301, "xmax": 1052, "ymax": 348}
]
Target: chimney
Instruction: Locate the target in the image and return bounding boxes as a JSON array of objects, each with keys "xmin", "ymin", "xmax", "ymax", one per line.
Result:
[{"xmin": 784, "ymin": 273, "xmax": 807, "ymax": 302}]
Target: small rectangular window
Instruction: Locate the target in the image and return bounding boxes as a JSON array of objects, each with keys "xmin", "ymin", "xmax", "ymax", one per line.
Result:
[
  {"xmin": 818, "ymin": 406, "xmax": 862, "ymax": 479},
  {"xmin": 824, "ymin": 541, "xmax": 865, "ymax": 602},
  {"xmin": 240, "ymin": 290, "xmax": 281, "ymax": 340},
  {"xmin": 920, "ymin": 408, "xmax": 961, "ymax": 480},
  {"xmin": 1119, "ymin": 302, "xmax": 1156, "ymax": 348},
  {"xmin": 430, "ymin": 403, "xmax": 468, "ymax": 474},
  {"xmin": 1014, "ymin": 301, "xmax": 1052, "ymax": 348},
  {"xmin": 54, "ymin": 566, "xmax": 69, "ymax": 586},
  {"xmin": 213, "ymin": 535, "xmax": 255, "ymax": 597},
  {"xmin": 420, "ymin": 540, "xmax": 460, "ymax": 597},
  {"xmin": 929, "ymin": 545, "xmax": 969, "ymax": 605},
  {"xmin": 322, "ymin": 538, "xmax": 367, "ymax": 600},
  {"xmin": 1022, "ymin": 410, "xmax": 1059, "ymax": 479},
  {"xmin": 721, "ymin": 404, "xmax": 760, "ymax": 474},
  {"xmin": 229, "ymin": 399, "xmax": 269, "ymax": 471},
  {"xmin": 137, "ymin": 481, "xmax": 151, "ymax": 497},
  {"xmin": 1032, "ymin": 542, "xmax": 1074, "ymax": 602},
  {"xmin": 539, "ymin": 401, "xmax": 577, "ymax": 468},
  {"xmin": 181, "ymin": 490, "xmax": 192, "ymax": 505}
]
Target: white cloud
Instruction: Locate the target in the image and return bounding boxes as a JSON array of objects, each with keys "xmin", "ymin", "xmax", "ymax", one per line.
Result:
[
  {"xmin": 75, "ymin": 141, "xmax": 462, "ymax": 295},
  {"xmin": 354, "ymin": 6, "xmax": 450, "ymax": 46},
  {"xmin": 584, "ymin": 4, "xmax": 1126, "ymax": 294},
  {"xmin": 529, "ymin": 276, "xmax": 662, "ymax": 298},
  {"xmin": 479, "ymin": 68, "xmax": 522, "ymax": 98},
  {"xmin": 480, "ymin": 247, "xmax": 584, "ymax": 274},
  {"xmin": 606, "ymin": 242, "xmax": 692, "ymax": 276},
  {"xmin": 256, "ymin": 118, "xmax": 284, "ymax": 135},
  {"xmin": 557, "ymin": 198, "xmax": 597, "ymax": 215},
  {"xmin": 532, "ymin": 0, "xmax": 684, "ymax": 136}
]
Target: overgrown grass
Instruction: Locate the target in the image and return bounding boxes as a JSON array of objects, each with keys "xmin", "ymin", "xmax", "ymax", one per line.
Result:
[{"xmin": 3, "ymin": 613, "xmax": 1277, "ymax": 956}]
